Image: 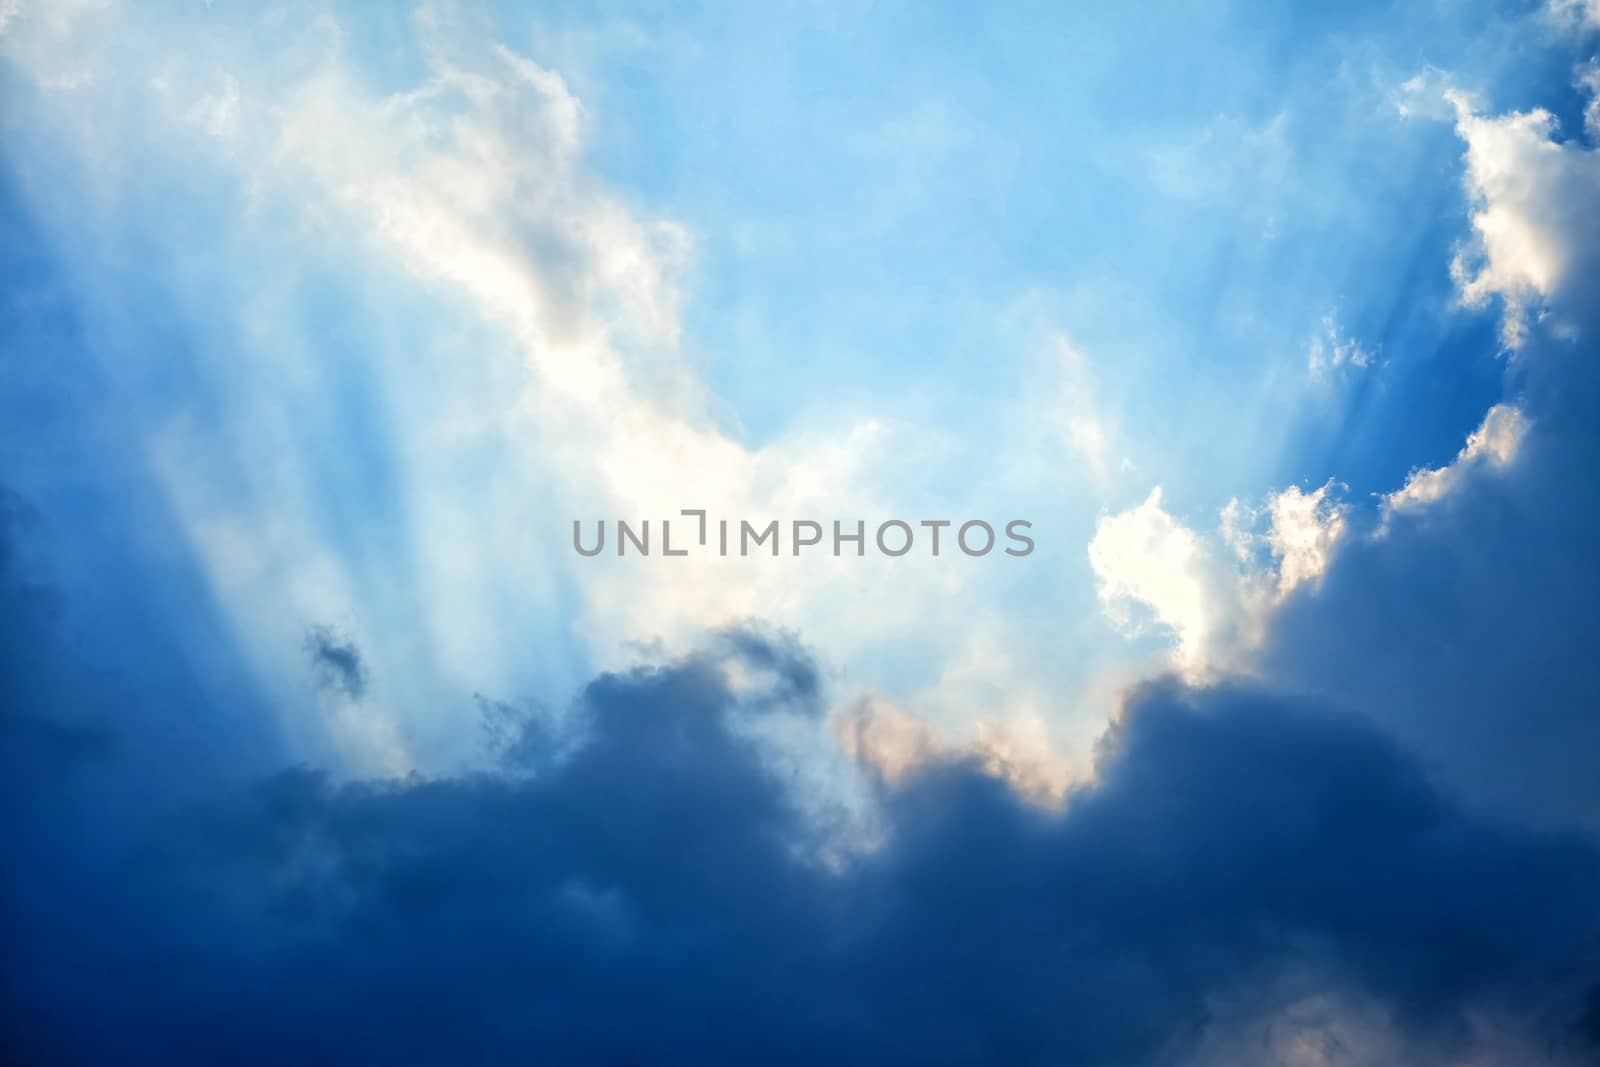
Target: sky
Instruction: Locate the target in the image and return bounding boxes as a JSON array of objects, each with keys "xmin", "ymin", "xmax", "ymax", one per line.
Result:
[{"xmin": 2, "ymin": 0, "xmax": 1600, "ymax": 1063}]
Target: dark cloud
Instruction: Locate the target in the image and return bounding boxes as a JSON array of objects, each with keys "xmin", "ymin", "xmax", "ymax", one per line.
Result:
[
  {"xmin": 304, "ymin": 624, "xmax": 368, "ymax": 702},
  {"xmin": 1257, "ymin": 302, "xmax": 1600, "ymax": 835},
  {"xmin": 3, "ymin": 497, "xmax": 1598, "ymax": 1065},
  {"xmin": 5, "ymin": 134, "xmax": 1600, "ymax": 1056},
  {"xmin": 2, "ymin": 28, "xmax": 1597, "ymax": 1067}
]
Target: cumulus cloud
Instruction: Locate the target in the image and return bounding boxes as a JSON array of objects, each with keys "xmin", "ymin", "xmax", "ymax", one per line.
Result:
[
  {"xmin": 5, "ymin": 12, "xmax": 1600, "ymax": 1067},
  {"xmin": 1384, "ymin": 402, "xmax": 1528, "ymax": 514},
  {"xmin": 1263, "ymin": 481, "xmax": 1349, "ymax": 593},
  {"xmin": 1091, "ymin": 77, "xmax": 1600, "ymax": 703},
  {"xmin": 1259, "ymin": 376, "xmax": 1600, "ymax": 837},
  {"xmin": 834, "ymin": 689, "xmax": 1070, "ymax": 805},
  {"xmin": 1256, "ymin": 239, "xmax": 1600, "ymax": 839},
  {"xmin": 1200, "ymin": 75, "xmax": 1600, "ymax": 839},
  {"xmin": 1446, "ymin": 84, "xmax": 1600, "ymax": 348},
  {"xmin": 4, "ymin": 505, "xmax": 1599, "ymax": 1065},
  {"xmin": 1110, "ymin": 72, "xmax": 1600, "ymax": 837},
  {"xmin": 1089, "ymin": 480, "xmax": 1349, "ymax": 675},
  {"xmin": 1088, "ymin": 487, "xmax": 1246, "ymax": 673}
]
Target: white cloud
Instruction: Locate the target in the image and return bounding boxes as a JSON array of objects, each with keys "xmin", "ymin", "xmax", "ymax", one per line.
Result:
[
  {"xmin": 225, "ymin": 14, "xmax": 995, "ymax": 695},
  {"xmin": 1394, "ymin": 68, "xmax": 1463, "ymax": 122},
  {"xmin": 1579, "ymin": 59, "xmax": 1600, "ymax": 139},
  {"xmin": 1265, "ymin": 482, "xmax": 1348, "ymax": 594},
  {"xmin": 1048, "ymin": 335, "xmax": 1119, "ymax": 487},
  {"xmin": 1543, "ymin": 0, "xmax": 1600, "ymax": 33},
  {"xmin": 1445, "ymin": 85, "xmax": 1600, "ymax": 347},
  {"xmin": 1088, "ymin": 409, "xmax": 1527, "ymax": 683},
  {"xmin": 1307, "ymin": 314, "xmax": 1374, "ymax": 380},
  {"xmin": 1091, "ymin": 479, "xmax": 1349, "ymax": 674},
  {"xmin": 833, "ymin": 688, "xmax": 1070, "ymax": 806},
  {"xmin": 1, "ymin": 1, "xmax": 1038, "ymax": 774},
  {"xmin": 1384, "ymin": 403, "xmax": 1528, "ymax": 514},
  {"xmin": 1088, "ymin": 488, "xmax": 1263, "ymax": 674}
]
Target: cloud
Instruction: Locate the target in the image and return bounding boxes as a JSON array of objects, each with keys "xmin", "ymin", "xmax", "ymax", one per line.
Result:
[
  {"xmin": 1384, "ymin": 402, "xmax": 1528, "ymax": 514},
  {"xmin": 303, "ymin": 624, "xmax": 367, "ymax": 701},
  {"xmin": 1254, "ymin": 256, "xmax": 1600, "ymax": 838},
  {"xmin": 1120, "ymin": 78, "xmax": 1600, "ymax": 841},
  {"xmin": 1049, "ymin": 335, "xmax": 1119, "ymax": 487},
  {"xmin": 0, "ymin": 0, "xmax": 1055, "ymax": 778},
  {"xmin": 1446, "ymin": 84, "xmax": 1600, "ymax": 348},
  {"xmin": 1578, "ymin": 61, "xmax": 1600, "ymax": 141},
  {"xmin": 834, "ymin": 689, "xmax": 1070, "ymax": 805},
  {"xmin": 1082, "ymin": 79, "xmax": 1600, "ymax": 843},
  {"xmin": 1544, "ymin": 0, "xmax": 1600, "ymax": 33},
  {"xmin": 1263, "ymin": 481, "xmax": 1349, "ymax": 594},
  {"xmin": 1089, "ymin": 80, "xmax": 1600, "ymax": 703},
  {"xmin": 4, "ymin": 504, "xmax": 1599, "ymax": 1065},
  {"xmin": 1089, "ymin": 480, "xmax": 1349, "ymax": 675},
  {"xmin": 1088, "ymin": 487, "xmax": 1249, "ymax": 673},
  {"xmin": 4, "ymin": 16, "xmax": 1600, "ymax": 1067},
  {"xmin": 1258, "ymin": 388, "xmax": 1600, "ymax": 837},
  {"xmin": 1307, "ymin": 313, "xmax": 1375, "ymax": 381}
]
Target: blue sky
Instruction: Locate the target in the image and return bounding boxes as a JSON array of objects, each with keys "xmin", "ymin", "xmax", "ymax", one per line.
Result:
[{"xmin": 3, "ymin": 1, "xmax": 1600, "ymax": 1062}]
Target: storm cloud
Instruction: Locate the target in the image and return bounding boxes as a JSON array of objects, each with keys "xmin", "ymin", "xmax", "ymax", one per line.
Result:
[
  {"xmin": 3, "ymin": 501, "xmax": 1598, "ymax": 1065},
  {"xmin": 4, "ymin": 3, "xmax": 1600, "ymax": 1064}
]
